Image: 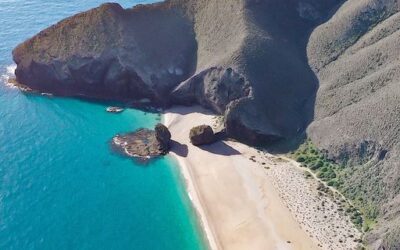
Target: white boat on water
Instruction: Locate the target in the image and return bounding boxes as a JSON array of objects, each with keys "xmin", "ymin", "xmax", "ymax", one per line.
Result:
[{"xmin": 106, "ymin": 106, "xmax": 124, "ymax": 113}]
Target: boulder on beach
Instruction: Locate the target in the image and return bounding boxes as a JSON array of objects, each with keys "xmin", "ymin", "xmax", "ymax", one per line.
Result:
[{"xmin": 189, "ymin": 125, "xmax": 216, "ymax": 146}]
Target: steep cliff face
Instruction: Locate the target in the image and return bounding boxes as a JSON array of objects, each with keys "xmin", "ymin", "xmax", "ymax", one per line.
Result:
[
  {"xmin": 12, "ymin": 0, "xmax": 341, "ymax": 145},
  {"xmin": 307, "ymin": 0, "xmax": 400, "ymax": 248},
  {"xmin": 13, "ymin": 2, "xmax": 197, "ymax": 103}
]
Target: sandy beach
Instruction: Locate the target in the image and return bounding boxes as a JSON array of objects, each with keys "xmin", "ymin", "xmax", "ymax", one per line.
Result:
[
  {"xmin": 163, "ymin": 106, "xmax": 361, "ymax": 250},
  {"xmin": 164, "ymin": 106, "xmax": 315, "ymax": 250}
]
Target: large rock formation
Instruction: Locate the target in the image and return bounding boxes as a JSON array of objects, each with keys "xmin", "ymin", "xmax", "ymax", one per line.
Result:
[
  {"xmin": 189, "ymin": 125, "xmax": 216, "ymax": 146},
  {"xmin": 155, "ymin": 123, "xmax": 171, "ymax": 151},
  {"xmin": 13, "ymin": 3, "xmax": 197, "ymax": 104},
  {"xmin": 112, "ymin": 123, "xmax": 171, "ymax": 159},
  {"xmin": 12, "ymin": 0, "xmax": 341, "ymax": 145},
  {"xmin": 307, "ymin": 0, "xmax": 400, "ymax": 248},
  {"xmin": 12, "ymin": 0, "xmax": 400, "ymax": 247}
]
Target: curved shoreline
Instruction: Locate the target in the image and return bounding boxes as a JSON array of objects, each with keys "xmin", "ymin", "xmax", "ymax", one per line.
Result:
[
  {"xmin": 163, "ymin": 106, "xmax": 319, "ymax": 250},
  {"xmin": 170, "ymin": 151, "xmax": 221, "ymax": 250},
  {"xmin": 163, "ymin": 110, "xmax": 220, "ymax": 250}
]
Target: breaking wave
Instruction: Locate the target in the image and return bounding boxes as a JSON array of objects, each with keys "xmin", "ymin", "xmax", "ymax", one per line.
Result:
[{"xmin": 1, "ymin": 64, "xmax": 17, "ymax": 89}]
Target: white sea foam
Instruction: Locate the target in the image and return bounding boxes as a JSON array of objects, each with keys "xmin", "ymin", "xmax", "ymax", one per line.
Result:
[
  {"xmin": 6, "ymin": 64, "xmax": 16, "ymax": 75},
  {"xmin": 1, "ymin": 64, "xmax": 17, "ymax": 89},
  {"xmin": 1, "ymin": 64, "xmax": 34, "ymax": 92}
]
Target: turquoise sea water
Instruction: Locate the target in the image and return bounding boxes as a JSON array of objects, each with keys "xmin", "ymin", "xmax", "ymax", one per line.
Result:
[{"xmin": 0, "ymin": 1, "xmax": 206, "ymax": 249}]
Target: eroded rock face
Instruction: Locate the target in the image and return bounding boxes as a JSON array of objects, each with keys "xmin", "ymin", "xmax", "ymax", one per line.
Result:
[
  {"xmin": 155, "ymin": 123, "xmax": 171, "ymax": 151},
  {"xmin": 189, "ymin": 125, "xmax": 216, "ymax": 146},
  {"xmin": 12, "ymin": 0, "xmax": 341, "ymax": 145},
  {"xmin": 172, "ymin": 67, "xmax": 251, "ymax": 114},
  {"xmin": 13, "ymin": 3, "xmax": 197, "ymax": 103},
  {"xmin": 224, "ymin": 98, "xmax": 283, "ymax": 145}
]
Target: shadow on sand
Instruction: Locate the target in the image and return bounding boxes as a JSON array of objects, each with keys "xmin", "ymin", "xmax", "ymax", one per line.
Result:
[
  {"xmin": 198, "ymin": 141, "xmax": 240, "ymax": 156},
  {"xmin": 170, "ymin": 140, "xmax": 189, "ymax": 157},
  {"xmin": 170, "ymin": 139, "xmax": 240, "ymax": 157}
]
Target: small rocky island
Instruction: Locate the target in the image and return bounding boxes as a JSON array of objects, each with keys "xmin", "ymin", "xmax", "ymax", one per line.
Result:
[{"xmin": 112, "ymin": 123, "xmax": 171, "ymax": 160}]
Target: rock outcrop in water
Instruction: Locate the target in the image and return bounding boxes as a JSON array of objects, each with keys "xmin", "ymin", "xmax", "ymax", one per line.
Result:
[
  {"xmin": 12, "ymin": 0, "xmax": 341, "ymax": 145},
  {"xmin": 112, "ymin": 123, "xmax": 171, "ymax": 159}
]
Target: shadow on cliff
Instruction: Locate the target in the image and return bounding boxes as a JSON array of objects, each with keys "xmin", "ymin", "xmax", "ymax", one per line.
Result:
[{"xmin": 247, "ymin": 0, "xmax": 345, "ymax": 154}]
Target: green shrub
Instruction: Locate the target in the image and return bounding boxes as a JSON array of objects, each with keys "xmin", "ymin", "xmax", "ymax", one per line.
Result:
[
  {"xmin": 311, "ymin": 161, "xmax": 323, "ymax": 170},
  {"xmin": 296, "ymin": 155, "xmax": 306, "ymax": 162},
  {"xmin": 328, "ymin": 172, "xmax": 337, "ymax": 179},
  {"xmin": 352, "ymin": 216, "xmax": 363, "ymax": 225},
  {"xmin": 327, "ymin": 180, "xmax": 339, "ymax": 187}
]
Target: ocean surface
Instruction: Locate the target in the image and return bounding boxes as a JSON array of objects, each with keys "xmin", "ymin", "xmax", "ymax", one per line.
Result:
[{"xmin": 0, "ymin": 1, "xmax": 206, "ymax": 249}]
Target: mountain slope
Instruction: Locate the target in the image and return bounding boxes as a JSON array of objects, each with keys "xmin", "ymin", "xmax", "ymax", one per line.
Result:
[{"xmin": 307, "ymin": 0, "xmax": 400, "ymax": 248}]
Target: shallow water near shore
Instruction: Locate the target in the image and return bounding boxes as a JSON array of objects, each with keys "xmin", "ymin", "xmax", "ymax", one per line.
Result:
[{"xmin": 0, "ymin": 1, "xmax": 206, "ymax": 249}]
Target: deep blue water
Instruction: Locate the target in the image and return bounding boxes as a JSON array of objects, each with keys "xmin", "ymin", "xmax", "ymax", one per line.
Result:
[{"xmin": 0, "ymin": 1, "xmax": 206, "ymax": 249}]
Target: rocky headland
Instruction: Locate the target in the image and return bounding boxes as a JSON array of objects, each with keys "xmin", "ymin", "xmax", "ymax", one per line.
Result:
[
  {"xmin": 12, "ymin": 0, "xmax": 343, "ymax": 145},
  {"xmin": 12, "ymin": 0, "xmax": 400, "ymax": 248}
]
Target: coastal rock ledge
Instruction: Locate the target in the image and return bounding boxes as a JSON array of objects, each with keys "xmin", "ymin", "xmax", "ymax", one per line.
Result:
[{"xmin": 112, "ymin": 123, "xmax": 171, "ymax": 159}]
